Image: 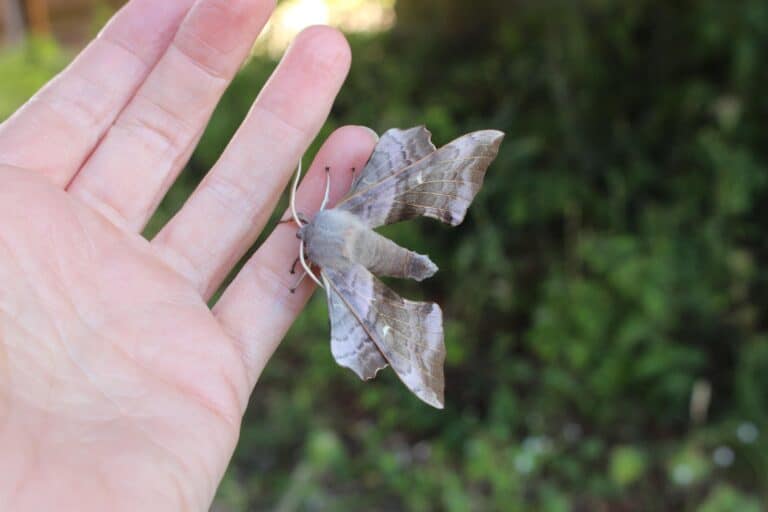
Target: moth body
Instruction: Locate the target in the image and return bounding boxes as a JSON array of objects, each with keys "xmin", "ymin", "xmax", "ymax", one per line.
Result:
[{"xmin": 300, "ymin": 209, "xmax": 437, "ymax": 282}]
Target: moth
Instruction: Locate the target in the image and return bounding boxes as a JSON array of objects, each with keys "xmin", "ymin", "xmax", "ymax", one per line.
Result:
[{"xmin": 288, "ymin": 126, "xmax": 504, "ymax": 408}]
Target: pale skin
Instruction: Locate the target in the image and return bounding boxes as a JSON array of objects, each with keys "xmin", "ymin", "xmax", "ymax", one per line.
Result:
[{"xmin": 0, "ymin": 0, "xmax": 378, "ymax": 510}]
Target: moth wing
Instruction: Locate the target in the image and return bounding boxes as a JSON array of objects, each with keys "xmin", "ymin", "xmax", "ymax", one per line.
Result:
[
  {"xmin": 338, "ymin": 129, "xmax": 504, "ymax": 228},
  {"xmin": 325, "ymin": 276, "xmax": 389, "ymax": 380},
  {"xmin": 321, "ymin": 262, "xmax": 445, "ymax": 409},
  {"xmin": 349, "ymin": 126, "xmax": 437, "ymax": 195}
]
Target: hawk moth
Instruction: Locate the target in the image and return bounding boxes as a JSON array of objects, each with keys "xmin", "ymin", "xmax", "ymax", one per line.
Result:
[{"xmin": 290, "ymin": 126, "xmax": 504, "ymax": 408}]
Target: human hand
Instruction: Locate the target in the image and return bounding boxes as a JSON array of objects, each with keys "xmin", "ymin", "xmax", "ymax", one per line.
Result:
[{"xmin": 0, "ymin": 1, "xmax": 377, "ymax": 510}]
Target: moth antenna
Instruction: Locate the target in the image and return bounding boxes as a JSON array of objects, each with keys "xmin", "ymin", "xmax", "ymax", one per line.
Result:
[
  {"xmin": 290, "ymin": 158, "xmax": 304, "ymax": 226},
  {"xmin": 319, "ymin": 166, "xmax": 331, "ymax": 211},
  {"xmin": 299, "ymin": 241, "xmax": 324, "ymax": 289}
]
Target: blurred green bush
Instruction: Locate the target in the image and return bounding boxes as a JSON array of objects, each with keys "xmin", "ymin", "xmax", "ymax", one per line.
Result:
[
  {"xmin": 0, "ymin": 38, "xmax": 67, "ymax": 119},
  {"xmin": 4, "ymin": 0, "xmax": 768, "ymax": 509}
]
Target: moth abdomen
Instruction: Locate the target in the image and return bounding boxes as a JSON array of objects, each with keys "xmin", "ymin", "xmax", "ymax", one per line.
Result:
[
  {"xmin": 405, "ymin": 252, "xmax": 438, "ymax": 282},
  {"xmin": 353, "ymin": 228, "xmax": 437, "ymax": 282}
]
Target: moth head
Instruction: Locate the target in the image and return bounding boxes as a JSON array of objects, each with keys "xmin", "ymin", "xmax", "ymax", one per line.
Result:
[{"xmin": 296, "ymin": 223, "xmax": 308, "ymax": 241}]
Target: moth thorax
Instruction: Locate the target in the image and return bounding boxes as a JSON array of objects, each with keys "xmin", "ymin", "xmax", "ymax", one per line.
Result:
[{"xmin": 302, "ymin": 210, "xmax": 364, "ymax": 268}]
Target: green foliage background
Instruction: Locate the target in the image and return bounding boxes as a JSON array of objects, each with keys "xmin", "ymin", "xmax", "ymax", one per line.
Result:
[{"xmin": 3, "ymin": 0, "xmax": 768, "ymax": 509}]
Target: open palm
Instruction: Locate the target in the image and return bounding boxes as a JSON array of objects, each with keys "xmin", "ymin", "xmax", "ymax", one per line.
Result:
[{"xmin": 0, "ymin": 1, "xmax": 376, "ymax": 510}]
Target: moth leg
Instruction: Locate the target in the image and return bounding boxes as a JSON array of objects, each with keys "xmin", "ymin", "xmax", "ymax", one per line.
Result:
[
  {"xmin": 355, "ymin": 228, "xmax": 438, "ymax": 281},
  {"xmin": 278, "ymin": 212, "xmax": 308, "ymax": 226},
  {"xmin": 319, "ymin": 166, "xmax": 332, "ymax": 211},
  {"xmin": 289, "ymin": 243, "xmax": 322, "ymax": 291},
  {"xmin": 289, "ymin": 256, "xmax": 300, "ymax": 275},
  {"xmin": 299, "ymin": 241, "xmax": 324, "ymax": 289},
  {"xmin": 289, "ymin": 271, "xmax": 307, "ymax": 293}
]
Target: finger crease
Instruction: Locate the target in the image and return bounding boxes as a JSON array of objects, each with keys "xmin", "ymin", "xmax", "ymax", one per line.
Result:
[
  {"xmin": 170, "ymin": 38, "xmax": 231, "ymax": 82},
  {"xmin": 249, "ymin": 257, "xmax": 308, "ymax": 316},
  {"xmin": 250, "ymin": 102, "xmax": 310, "ymax": 141},
  {"xmin": 98, "ymin": 33, "xmax": 154, "ymax": 70},
  {"xmin": 34, "ymin": 76, "xmax": 112, "ymax": 134},
  {"xmin": 117, "ymin": 94, "xmax": 195, "ymax": 155}
]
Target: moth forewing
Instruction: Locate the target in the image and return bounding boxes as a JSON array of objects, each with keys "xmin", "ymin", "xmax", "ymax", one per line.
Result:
[
  {"xmin": 337, "ymin": 129, "xmax": 505, "ymax": 228},
  {"xmin": 349, "ymin": 126, "xmax": 437, "ymax": 193}
]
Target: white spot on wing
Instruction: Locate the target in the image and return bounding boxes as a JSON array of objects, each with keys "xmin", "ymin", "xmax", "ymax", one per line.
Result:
[
  {"xmin": 382, "ymin": 324, "xmax": 391, "ymax": 337},
  {"xmin": 416, "ymin": 173, "xmax": 424, "ymax": 185}
]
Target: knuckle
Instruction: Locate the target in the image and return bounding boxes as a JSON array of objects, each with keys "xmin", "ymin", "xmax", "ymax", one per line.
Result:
[
  {"xmin": 170, "ymin": 37, "xmax": 230, "ymax": 82},
  {"xmin": 35, "ymin": 75, "xmax": 110, "ymax": 132},
  {"xmin": 171, "ymin": 0, "xmax": 253, "ymax": 81},
  {"xmin": 249, "ymin": 258, "xmax": 309, "ymax": 315},
  {"xmin": 251, "ymin": 102, "xmax": 310, "ymax": 141},
  {"xmin": 201, "ymin": 173, "xmax": 261, "ymax": 219},
  {"xmin": 115, "ymin": 94, "xmax": 191, "ymax": 154}
]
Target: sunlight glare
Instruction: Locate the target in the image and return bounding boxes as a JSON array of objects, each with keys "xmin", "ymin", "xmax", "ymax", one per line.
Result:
[{"xmin": 255, "ymin": 0, "xmax": 396, "ymax": 57}]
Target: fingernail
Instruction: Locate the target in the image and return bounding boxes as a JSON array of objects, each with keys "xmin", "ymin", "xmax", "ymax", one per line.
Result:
[{"xmin": 361, "ymin": 126, "xmax": 379, "ymax": 142}]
